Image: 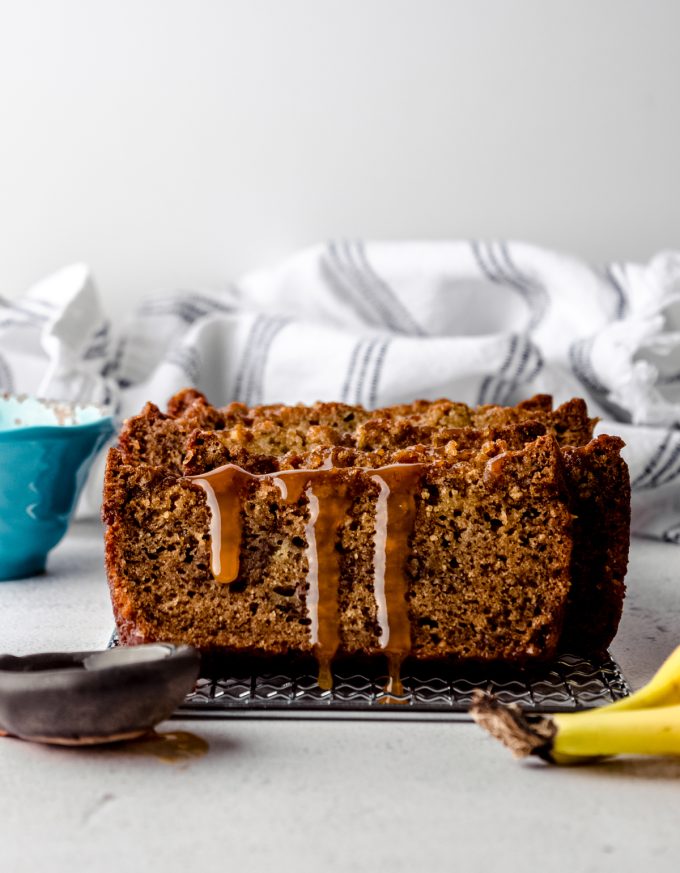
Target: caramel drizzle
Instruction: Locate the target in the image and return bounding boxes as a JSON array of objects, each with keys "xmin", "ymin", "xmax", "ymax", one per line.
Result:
[
  {"xmin": 370, "ymin": 465, "xmax": 425, "ymax": 697},
  {"xmin": 191, "ymin": 465, "xmax": 253, "ymax": 584},
  {"xmin": 188, "ymin": 462, "xmax": 426, "ymax": 694},
  {"xmin": 272, "ymin": 471, "xmax": 353, "ymax": 690}
]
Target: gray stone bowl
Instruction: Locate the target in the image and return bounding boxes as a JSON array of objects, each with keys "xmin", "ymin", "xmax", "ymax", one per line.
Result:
[{"xmin": 0, "ymin": 644, "xmax": 200, "ymax": 745}]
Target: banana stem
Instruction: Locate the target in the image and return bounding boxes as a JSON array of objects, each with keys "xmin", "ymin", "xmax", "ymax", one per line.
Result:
[{"xmin": 469, "ymin": 690, "xmax": 557, "ymax": 760}]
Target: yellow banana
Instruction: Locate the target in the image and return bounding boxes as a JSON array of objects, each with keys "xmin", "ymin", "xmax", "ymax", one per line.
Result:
[
  {"xmin": 550, "ymin": 703, "xmax": 680, "ymax": 763},
  {"xmin": 595, "ymin": 644, "xmax": 680, "ymax": 714},
  {"xmin": 470, "ymin": 644, "xmax": 680, "ymax": 765},
  {"xmin": 470, "ymin": 692, "xmax": 680, "ymax": 764}
]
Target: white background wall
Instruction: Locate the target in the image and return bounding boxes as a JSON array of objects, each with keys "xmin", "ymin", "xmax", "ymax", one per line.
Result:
[{"xmin": 0, "ymin": 0, "xmax": 678, "ymax": 311}]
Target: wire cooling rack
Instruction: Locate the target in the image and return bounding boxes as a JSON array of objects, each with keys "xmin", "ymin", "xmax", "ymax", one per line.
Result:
[{"xmin": 109, "ymin": 634, "xmax": 630, "ymax": 721}]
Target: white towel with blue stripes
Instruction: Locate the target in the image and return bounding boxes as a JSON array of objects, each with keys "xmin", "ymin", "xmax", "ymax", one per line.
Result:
[{"xmin": 2, "ymin": 240, "xmax": 680, "ymax": 540}]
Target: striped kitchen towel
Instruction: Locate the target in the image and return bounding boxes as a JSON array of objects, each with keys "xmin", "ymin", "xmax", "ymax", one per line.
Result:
[{"xmin": 2, "ymin": 240, "xmax": 680, "ymax": 540}]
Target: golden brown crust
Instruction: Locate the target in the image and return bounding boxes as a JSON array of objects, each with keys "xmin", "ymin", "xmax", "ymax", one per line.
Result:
[{"xmin": 121, "ymin": 390, "xmax": 595, "ymax": 473}]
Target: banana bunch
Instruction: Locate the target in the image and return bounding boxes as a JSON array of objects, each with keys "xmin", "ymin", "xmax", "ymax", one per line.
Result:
[{"xmin": 470, "ymin": 645, "xmax": 680, "ymax": 764}]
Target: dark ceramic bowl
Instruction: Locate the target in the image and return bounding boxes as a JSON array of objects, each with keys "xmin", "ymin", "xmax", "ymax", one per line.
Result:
[
  {"xmin": 0, "ymin": 644, "xmax": 200, "ymax": 744},
  {"xmin": 0, "ymin": 393, "xmax": 114, "ymax": 581}
]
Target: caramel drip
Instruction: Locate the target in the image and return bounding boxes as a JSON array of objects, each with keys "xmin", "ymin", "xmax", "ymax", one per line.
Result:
[
  {"xmin": 190, "ymin": 465, "xmax": 255, "ymax": 583},
  {"xmin": 188, "ymin": 460, "xmax": 427, "ymax": 694},
  {"xmin": 273, "ymin": 470, "xmax": 353, "ymax": 691},
  {"xmin": 371, "ymin": 464, "xmax": 426, "ymax": 697}
]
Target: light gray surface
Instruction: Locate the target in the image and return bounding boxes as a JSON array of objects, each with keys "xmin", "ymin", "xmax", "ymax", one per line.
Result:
[
  {"xmin": 1, "ymin": 521, "xmax": 679, "ymax": 873},
  {"xmin": 2, "ymin": 1, "xmax": 680, "ymax": 306}
]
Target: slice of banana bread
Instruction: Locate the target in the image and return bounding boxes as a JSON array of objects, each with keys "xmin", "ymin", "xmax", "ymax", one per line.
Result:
[{"xmin": 103, "ymin": 435, "xmax": 575, "ymax": 688}]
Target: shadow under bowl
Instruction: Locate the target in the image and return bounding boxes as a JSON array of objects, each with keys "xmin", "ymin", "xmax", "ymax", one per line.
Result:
[{"xmin": 0, "ymin": 394, "xmax": 114, "ymax": 581}]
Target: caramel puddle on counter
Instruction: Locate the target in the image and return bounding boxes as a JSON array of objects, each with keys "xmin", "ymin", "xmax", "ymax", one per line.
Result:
[
  {"xmin": 189, "ymin": 461, "xmax": 426, "ymax": 696},
  {"xmin": 0, "ymin": 729, "xmax": 208, "ymax": 762},
  {"xmin": 111, "ymin": 730, "xmax": 209, "ymax": 764}
]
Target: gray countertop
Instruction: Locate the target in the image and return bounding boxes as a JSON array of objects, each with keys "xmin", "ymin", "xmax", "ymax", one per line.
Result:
[{"xmin": 1, "ymin": 521, "xmax": 679, "ymax": 873}]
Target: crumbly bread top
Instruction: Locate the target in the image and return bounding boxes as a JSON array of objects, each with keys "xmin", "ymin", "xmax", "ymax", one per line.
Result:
[{"xmin": 117, "ymin": 389, "xmax": 596, "ymax": 473}]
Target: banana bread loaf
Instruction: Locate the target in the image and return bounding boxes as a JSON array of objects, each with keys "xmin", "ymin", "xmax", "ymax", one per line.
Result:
[{"xmin": 103, "ymin": 391, "xmax": 630, "ymax": 690}]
